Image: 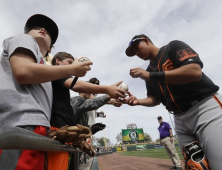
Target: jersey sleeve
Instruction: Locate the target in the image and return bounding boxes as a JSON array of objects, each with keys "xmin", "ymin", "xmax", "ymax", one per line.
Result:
[
  {"xmin": 169, "ymin": 40, "xmax": 203, "ymax": 68},
  {"xmin": 5, "ymin": 34, "xmax": 40, "ymax": 63},
  {"xmin": 145, "ymin": 80, "xmax": 155, "ymax": 96},
  {"xmin": 54, "ymin": 77, "xmax": 72, "ymax": 86}
]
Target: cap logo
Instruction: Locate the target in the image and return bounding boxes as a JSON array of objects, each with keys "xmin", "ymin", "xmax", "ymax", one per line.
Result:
[{"xmin": 128, "ymin": 38, "xmax": 145, "ymax": 46}]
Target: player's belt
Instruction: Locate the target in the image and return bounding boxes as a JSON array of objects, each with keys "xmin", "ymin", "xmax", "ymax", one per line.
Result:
[{"xmin": 171, "ymin": 94, "xmax": 212, "ymax": 115}]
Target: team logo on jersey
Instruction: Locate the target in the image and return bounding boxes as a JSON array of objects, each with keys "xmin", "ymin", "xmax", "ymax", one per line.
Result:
[
  {"xmin": 177, "ymin": 48, "xmax": 198, "ymax": 61},
  {"xmin": 162, "ymin": 59, "xmax": 174, "ymax": 71},
  {"xmin": 129, "ymin": 130, "xmax": 138, "ymax": 141}
]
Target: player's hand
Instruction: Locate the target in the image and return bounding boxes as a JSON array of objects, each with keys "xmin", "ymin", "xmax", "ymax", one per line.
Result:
[
  {"xmin": 110, "ymin": 99, "xmax": 122, "ymax": 107},
  {"xmin": 130, "ymin": 67, "xmax": 150, "ymax": 81},
  {"xmin": 123, "ymin": 91, "xmax": 139, "ymax": 106},
  {"xmin": 106, "ymin": 81, "xmax": 126, "ymax": 99},
  {"xmin": 71, "ymin": 58, "xmax": 93, "ymax": 77},
  {"xmin": 170, "ymin": 137, "xmax": 174, "ymax": 143}
]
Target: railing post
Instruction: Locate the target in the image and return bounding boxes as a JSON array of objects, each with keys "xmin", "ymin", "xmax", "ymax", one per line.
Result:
[
  {"xmin": 73, "ymin": 151, "xmax": 80, "ymax": 170},
  {"xmin": 84, "ymin": 153, "xmax": 87, "ymax": 164}
]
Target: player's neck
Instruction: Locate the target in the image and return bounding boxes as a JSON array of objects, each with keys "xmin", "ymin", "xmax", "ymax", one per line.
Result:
[{"xmin": 149, "ymin": 47, "xmax": 160, "ymax": 62}]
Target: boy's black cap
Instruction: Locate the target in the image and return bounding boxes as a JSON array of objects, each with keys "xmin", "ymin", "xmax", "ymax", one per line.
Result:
[
  {"xmin": 125, "ymin": 34, "xmax": 149, "ymax": 57},
  {"xmin": 24, "ymin": 14, "xmax": 59, "ymax": 45},
  {"xmin": 157, "ymin": 116, "xmax": 162, "ymax": 119}
]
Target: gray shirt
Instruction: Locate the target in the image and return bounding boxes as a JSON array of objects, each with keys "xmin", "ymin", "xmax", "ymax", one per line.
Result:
[
  {"xmin": 0, "ymin": 34, "xmax": 52, "ymax": 129},
  {"xmin": 70, "ymin": 95, "xmax": 109, "ymax": 126}
]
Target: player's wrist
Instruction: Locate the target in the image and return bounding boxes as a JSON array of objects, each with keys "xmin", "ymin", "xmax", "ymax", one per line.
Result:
[
  {"xmin": 150, "ymin": 71, "xmax": 165, "ymax": 81},
  {"xmin": 145, "ymin": 72, "xmax": 151, "ymax": 81}
]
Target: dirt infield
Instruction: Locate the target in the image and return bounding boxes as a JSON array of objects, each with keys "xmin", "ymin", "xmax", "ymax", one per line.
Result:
[{"xmin": 97, "ymin": 152, "xmax": 179, "ymax": 170}]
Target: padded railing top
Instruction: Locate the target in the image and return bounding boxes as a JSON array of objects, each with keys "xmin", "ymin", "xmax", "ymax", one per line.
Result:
[{"xmin": 0, "ymin": 127, "xmax": 79, "ymax": 153}]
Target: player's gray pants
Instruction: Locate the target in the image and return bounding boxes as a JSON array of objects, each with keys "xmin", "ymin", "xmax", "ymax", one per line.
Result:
[{"xmin": 174, "ymin": 92, "xmax": 222, "ymax": 170}]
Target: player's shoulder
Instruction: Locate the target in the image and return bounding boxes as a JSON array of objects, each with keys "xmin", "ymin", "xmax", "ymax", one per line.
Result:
[
  {"xmin": 167, "ymin": 40, "xmax": 185, "ymax": 46},
  {"xmin": 166, "ymin": 40, "xmax": 189, "ymax": 52}
]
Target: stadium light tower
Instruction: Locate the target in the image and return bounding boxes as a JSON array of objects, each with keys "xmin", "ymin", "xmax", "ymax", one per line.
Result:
[
  {"xmin": 103, "ymin": 129, "xmax": 106, "ymax": 147},
  {"xmin": 107, "ymin": 126, "xmax": 110, "ymax": 146}
]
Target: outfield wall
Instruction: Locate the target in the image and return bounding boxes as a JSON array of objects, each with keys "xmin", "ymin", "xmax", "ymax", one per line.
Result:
[
  {"xmin": 114, "ymin": 144, "xmax": 180, "ymax": 152},
  {"xmin": 126, "ymin": 144, "xmax": 155, "ymax": 150}
]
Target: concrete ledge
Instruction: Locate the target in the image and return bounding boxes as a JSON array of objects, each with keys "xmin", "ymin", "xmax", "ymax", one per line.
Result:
[{"xmin": 91, "ymin": 157, "xmax": 99, "ymax": 170}]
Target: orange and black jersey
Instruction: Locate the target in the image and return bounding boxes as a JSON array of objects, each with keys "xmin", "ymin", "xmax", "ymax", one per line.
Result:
[{"xmin": 146, "ymin": 40, "xmax": 219, "ymax": 112}]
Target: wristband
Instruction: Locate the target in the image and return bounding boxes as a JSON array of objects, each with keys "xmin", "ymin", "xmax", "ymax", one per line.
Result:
[{"xmin": 149, "ymin": 71, "xmax": 165, "ymax": 81}]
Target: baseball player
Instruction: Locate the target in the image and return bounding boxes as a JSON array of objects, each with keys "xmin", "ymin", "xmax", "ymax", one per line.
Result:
[{"xmin": 124, "ymin": 34, "xmax": 222, "ymax": 170}]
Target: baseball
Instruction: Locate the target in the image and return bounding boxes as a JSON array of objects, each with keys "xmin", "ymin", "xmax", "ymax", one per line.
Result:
[
  {"xmin": 119, "ymin": 82, "xmax": 129, "ymax": 92},
  {"xmin": 78, "ymin": 57, "xmax": 90, "ymax": 62}
]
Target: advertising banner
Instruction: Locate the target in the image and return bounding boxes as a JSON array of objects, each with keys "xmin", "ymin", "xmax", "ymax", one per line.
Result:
[
  {"xmin": 136, "ymin": 144, "xmax": 146, "ymax": 150},
  {"xmin": 122, "ymin": 129, "xmax": 144, "ymax": 142},
  {"xmin": 116, "ymin": 146, "xmax": 127, "ymax": 152}
]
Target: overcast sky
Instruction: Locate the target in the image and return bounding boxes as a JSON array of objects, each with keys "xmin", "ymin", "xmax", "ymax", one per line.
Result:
[{"xmin": 1, "ymin": 0, "xmax": 222, "ymax": 145}]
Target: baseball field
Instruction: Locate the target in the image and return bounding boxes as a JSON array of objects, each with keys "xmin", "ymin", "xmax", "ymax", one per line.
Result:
[
  {"xmin": 97, "ymin": 147, "xmax": 184, "ymax": 170},
  {"xmin": 120, "ymin": 146, "xmax": 183, "ymax": 159}
]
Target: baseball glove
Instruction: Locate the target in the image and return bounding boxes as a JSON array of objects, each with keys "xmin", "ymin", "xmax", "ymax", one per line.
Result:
[
  {"xmin": 47, "ymin": 124, "xmax": 95, "ymax": 157},
  {"xmin": 183, "ymin": 141, "xmax": 210, "ymax": 170},
  {"xmin": 90, "ymin": 123, "xmax": 106, "ymax": 135}
]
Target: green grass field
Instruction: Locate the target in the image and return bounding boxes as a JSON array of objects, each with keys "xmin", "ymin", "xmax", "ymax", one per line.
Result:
[{"xmin": 120, "ymin": 146, "xmax": 183, "ymax": 159}]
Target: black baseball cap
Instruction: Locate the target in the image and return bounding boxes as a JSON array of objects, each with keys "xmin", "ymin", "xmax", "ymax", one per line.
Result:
[
  {"xmin": 157, "ymin": 116, "xmax": 162, "ymax": 119},
  {"xmin": 125, "ymin": 34, "xmax": 150, "ymax": 57},
  {"xmin": 24, "ymin": 14, "xmax": 59, "ymax": 45}
]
